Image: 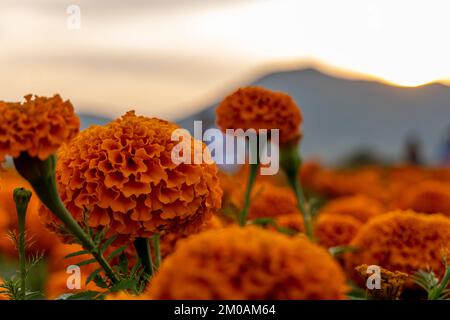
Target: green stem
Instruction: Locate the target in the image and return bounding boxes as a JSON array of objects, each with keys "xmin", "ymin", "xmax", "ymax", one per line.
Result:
[
  {"xmin": 280, "ymin": 145, "xmax": 314, "ymax": 240},
  {"xmin": 152, "ymin": 234, "xmax": 161, "ymax": 269},
  {"xmin": 13, "ymin": 188, "xmax": 32, "ymax": 300},
  {"xmin": 13, "ymin": 153, "xmax": 119, "ymax": 284},
  {"xmin": 239, "ymin": 163, "xmax": 259, "ymax": 226},
  {"xmin": 134, "ymin": 237, "xmax": 154, "ymax": 279}
]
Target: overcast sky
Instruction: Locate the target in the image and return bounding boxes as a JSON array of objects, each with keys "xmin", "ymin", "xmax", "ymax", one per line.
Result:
[{"xmin": 1, "ymin": 0, "xmax": 450, "ymax": 119}]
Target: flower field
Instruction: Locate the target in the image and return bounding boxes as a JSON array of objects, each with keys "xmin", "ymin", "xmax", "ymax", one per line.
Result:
[{"xmin": 0, "ymin": 88, "xmax": 449, "ymax": 300}]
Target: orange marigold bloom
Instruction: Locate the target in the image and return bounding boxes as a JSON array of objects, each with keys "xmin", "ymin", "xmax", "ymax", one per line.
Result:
[
  {"xmin": 229, "ymin": 182, "xmax": 299, "ymax": 219},
  {"xmin": 394, "ymin": 180, "xmax": 450, "ymax": 217},
  {"xmin": 148, "ymin": 226, "xmax": 348, "ymax": 299},
  {"xmin": 345, "ymin": 210, "xmax": 450, "ymax": 284},
  {"xmin": 216, "ymin": 87, "xmax": 302, "ymax": 144},
  {"xmin": 0, "ymin": 95, "xmax": 80, "ymax": 162},
  {"xmin": 274, "ymin": 213, "xmax": 362, "ymax": 248},
  {"xmin": 160, "ymin": 215, "xmax": 223, "ymax": 258},
  {"xmin": 355, "ymin": 264, "xmax": 408, "ymax": 300},
  {"xmin": 315, "ymin": 214, "xmax": 362, "ymax": 248},
  {"xmin": 319, "ymin": 194, "xmax": 385, "ymax": 223},
  {"xmin": 39, "ymin": 111, "xmax": 222, "ymax": 243}
]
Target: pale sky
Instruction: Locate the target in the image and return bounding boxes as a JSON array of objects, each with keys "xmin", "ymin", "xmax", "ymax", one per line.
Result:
[{"xmin": 1, "ymin": 0, "xmax": 450, "ymax": 120}]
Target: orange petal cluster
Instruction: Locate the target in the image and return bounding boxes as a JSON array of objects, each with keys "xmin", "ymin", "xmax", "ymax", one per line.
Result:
[
  {"xmin": 148, "ymin": 226, "xmax": 348, "ymax": 299},
  {"xmin": 159, "ymin": 214, "xmax": 223, "ymax": 258},
  {"xmin": 394, "ymin": 180, "xmax": 450, "ymax": 217},
  {"xmin": 39, "ymin": 111, "xmax": 222, "ymax": 243},
  {"xmin": 345, "ymin": 210, "xmax": 450, "ymax": 283},
  {"xmin": 273, "ymin": 213, "xmax": 361, "ymax": 248},
  {"xmin": 216, "ymin": 87, "xmax": 302, "ymax": 144},
  {"xmin": 319, "ymin": 194, "xmax": 385, "ymax": 223},
  {"xmin": 0, "ymin": 94, "xmax": 80, "ymax": 162},
  {"xmin": 229, "ymin": 182, "xmax": 299, "ymax": 219},
  {"xmin": 314, "ymin": 214, "xmax": 362, "ymax": 248}
]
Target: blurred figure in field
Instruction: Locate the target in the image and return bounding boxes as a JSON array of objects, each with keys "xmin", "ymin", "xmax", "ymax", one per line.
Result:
[{"xmin": 404, "ymin": 132, "xmax": 424, "ymax": 165}]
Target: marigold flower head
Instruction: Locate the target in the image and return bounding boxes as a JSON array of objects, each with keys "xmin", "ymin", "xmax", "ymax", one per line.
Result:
[
  {"xmin": 148, "ymin": 226, "xmax": 348, "ymax": 299},
  {"xmin": 394, "ymin": 180, "xmax": 450, "ymax": 217},
  {"xmin": 0, "ymin": 94, "xmax": 80, "ymax": 162},
  {"xmin": 355, "ymin": 264, "xmax": 408, "ymax": 300},
  {"xmin": 159, "ymin": 215, "xmax": 223, "ymax": 258},
  {"xmin": 319, "ymin": 194, "xmax": 385, "ymax": 223},
  {"xmin": 274, "ymin": 213, "xmax": 361, "ymax": 248},
  {"xmin": 229, "ymin": 182, "xmax": 299, "ymax": 219},
  {"xmin": 345, "ymin": 210, "xmax": 450, "ymax": 285},
  {"xmin": 314, "ymin": 214, "xmax": 362, "ymax": 248},
  {"xmin": 216, "ymin": 87, "xmax": 302, "ymax": 144},
  {"xmin": 39, "ymin": 111, "xmax": 222, "ymax": 243},
  {"xmin": 309, "ymin": 167, "xmax": 387, "ymax": 202}
]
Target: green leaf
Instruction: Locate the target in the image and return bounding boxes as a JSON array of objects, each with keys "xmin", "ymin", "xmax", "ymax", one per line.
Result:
[
  {"xmin": 93, "ymin": 274, "xmax": 109, "ymax": 289},
  {"xmin": 119, "ymin": 252, "xmax": 129, "ymax": 274},
  {"xmin": 101, "ymin": 234, "xmax": 118, "ymax": 253},
  {"xmin": 107, "ymin": 245, "xmax": 128, "ymax": 261},
  {"xmin": 64, "ymin": 290, "xmax": 103, "ymax": 300},
  {"xmin": 76, "ymin": 258, "xmax": 97, "ymax": 267},
  {"xmin": 250, "ymin": 217, "xmax": 276, "ymax": 227},
  {"xmin": 109, "ymin": 279, "xmax": 137, "ymax": 293},
  {"xmin": 65, "ymin": 250, "xmax": 90, "ymax": 259},
  {"xmin": 329, "ymin": 245, "xmax": 360, "ymax": 257},
  {"xmin": 85, "ymin": 268, "xmax": 103, "ymax": 285}
]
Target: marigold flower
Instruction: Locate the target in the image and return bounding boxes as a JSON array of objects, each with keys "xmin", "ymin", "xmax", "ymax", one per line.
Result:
[
  {"xmin": 273, "ymin": 213, "xmax": 362, "ymax": 248},
  {"xmin": 345, "ymin": 210, "xmax": 450, "ymax": 284},
  {"xmin": 319, "ymin": 194, "xmax": 385, "ymax": 223},
  {"xmin": 308, "ymin": 167, "xmax": 387, "ymax": 202},
  {"xmin": 355, "ymin": 264, "xmax": 408, "ymax": 300},
  {"xmin": 216, "ymin": 87, "xmax": 302, "ymax": 144},
  {"xmin": 0, "ymin": 95, "xmax": 80, "ymax": 162},
  {"xmin": 148, "ymin": 226, "xmax": 348, "ymax": 299},
  {"xmin": 394, "ymin": 180, "xmax": 450, "ymax": 217},
  {"xmin": 39, "ymin": 111, "xmax": 222, "ymax": 243},
  {"xmin": 159, "ymin": 215, "xmax": 223, "ymax": 258},
  {"xmin": 315, "ymin": 214, "xmax": 362, "ymax": 248},
  {"xmin": 229, "ymin": 182, "xmax": 299, "ymax": 219}
]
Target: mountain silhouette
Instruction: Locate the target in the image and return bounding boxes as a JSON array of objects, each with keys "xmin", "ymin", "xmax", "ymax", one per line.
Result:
[{"xmin": 177, "ymin": 68, "xmax": 450, "ymax": 164}]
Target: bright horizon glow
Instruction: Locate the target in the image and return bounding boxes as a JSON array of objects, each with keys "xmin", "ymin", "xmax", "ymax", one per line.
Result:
[{"xmin": 1, "ymin": 0, "xmax": 450, "ymax": 118}]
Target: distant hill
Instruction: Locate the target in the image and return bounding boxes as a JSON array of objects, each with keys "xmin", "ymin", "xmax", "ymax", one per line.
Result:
[
  {"xmin": 79, "ymin": 114, "xmax": 111, "ymax": 129},
  {"xmin": 177, "ymin": 68, "xmax": 450, "ymax": 164}
]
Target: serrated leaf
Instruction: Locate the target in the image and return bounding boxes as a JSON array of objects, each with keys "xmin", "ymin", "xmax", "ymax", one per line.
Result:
[
  {"xmin": 93, "ymin": 274, "xmax": 109, "ymax": 289},
  {"xmin": 107, "ymin": 245, "xmax": 128, "ymax": 261},
  {"xmin": 109, "ymin": 279, "xmax": 137, "ymax": 293},
  {"xmin": 85, "ymin": 268, "xmax": 103, "ymax": 285},
  {"xmin": 119, "ymin": 252, "xmax": 129, "ymax": 274},
  {"xmin": 101, "ymin": 234, "xmax": 118, "ymax": 253},
  {"xmin": 76, "ymin": 258, "xmax": 97, "ymax": 267},
  {"xmin": 65, "ymin": 250, "xmax": 90, "ymax": 259},
  {"xmin": 329, "ymin": 245, "xmax": 360, "ymax": 257},
  {"xmin": 65, "ymin": 290, "xmax": 103, "ymax": 300}
]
